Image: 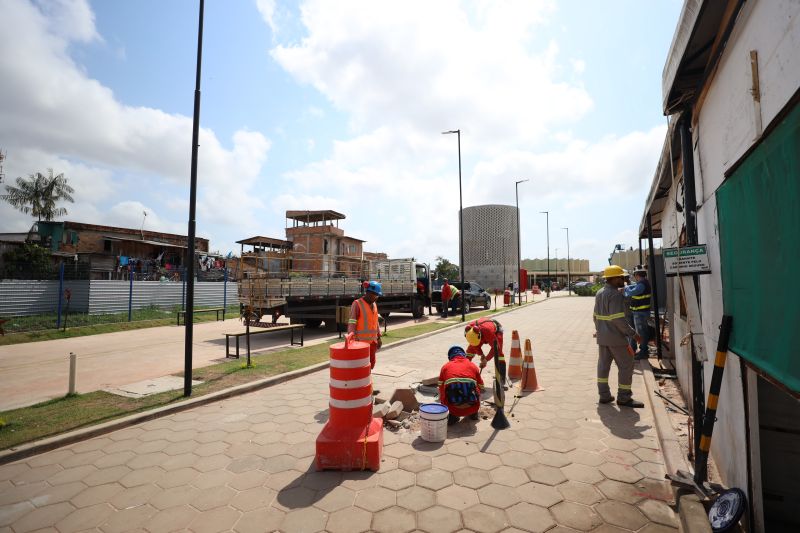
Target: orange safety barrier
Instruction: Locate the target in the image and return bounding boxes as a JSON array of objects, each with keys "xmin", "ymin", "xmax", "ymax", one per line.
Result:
[
  {"xmin": 520, "ymin": 338, "xmax": 544, "ymax": 392},
  {"xmin": 315, "ymin": 333, "xmax": 383, "ymax": 471},
  {"xmin": 507, "ymin": 330, "xmax": 522, "ymax": 380}
]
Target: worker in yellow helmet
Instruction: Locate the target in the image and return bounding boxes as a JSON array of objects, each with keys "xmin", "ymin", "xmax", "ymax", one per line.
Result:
[{"xmin": 594, "ymin": 265, "xmax": 643, "ymax": 408}]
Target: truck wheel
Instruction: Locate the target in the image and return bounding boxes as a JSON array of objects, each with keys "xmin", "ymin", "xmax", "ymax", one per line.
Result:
[
  {"xmin": 463, "ymin": 301, "xmax": 471, "ymax": 314},
  {"xmin": 412, "ymin": 300, "xmax": 424, "ymax": 319}
]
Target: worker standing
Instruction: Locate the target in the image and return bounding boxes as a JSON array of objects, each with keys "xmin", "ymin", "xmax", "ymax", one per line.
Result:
[
  {"xmin": 449, "ymin": 283, "xmax": 461, "ymax": 316},
  {"xmin": 594, "ymin": 265, "xmax": 644, "ymax": 408},
  {"xmin": 625, "ymin": 266, "xmax": 652, "ymax": 360},
  {"xmin": 438, "ymin": 346, "xmax": 484, "ymax": 425},
  {"xmin": 441, "ymin": 279, "xmax": 452, "ymax": 318},
  {"xmin": 348, "ymin": 281, "xmax": 383, "ymax": 369}
]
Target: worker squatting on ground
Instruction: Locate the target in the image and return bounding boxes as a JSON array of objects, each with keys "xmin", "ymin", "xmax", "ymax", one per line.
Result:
[
  {"xmin": 594, "ymin": 265, "xmax": 644, "ymax": 408},
  {"xmin": 348, "ymin": 281, "xmax": 382, "ymax": 369},
  {"xmin": 464, "ymin": 317, "xmax": 504, "ymax": 369},
  {"xmin": 625, "ymin": 265, "xmax": 652, "ymax": 360},
  {"xmin": 438, "ymin": 346, "xmax": 484, "ymax": 425}
]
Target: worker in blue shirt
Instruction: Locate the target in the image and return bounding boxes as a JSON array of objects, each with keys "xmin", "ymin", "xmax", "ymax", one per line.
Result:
[{"xmin": 624, "ymin": 266, "xmax": 652, "ymax": 360}]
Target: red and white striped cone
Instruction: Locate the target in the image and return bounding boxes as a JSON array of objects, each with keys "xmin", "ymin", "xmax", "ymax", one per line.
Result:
[
  {"xmin": 520, "ymin": 338, "xmax": 544, "ymax": 392},
  {"xmin": 315, "ymin": 333, "xmax": 383, "ymax": 471},
  {"xmin": 507, "ymin": 330, "xmax": 523, "ymax": 380}
]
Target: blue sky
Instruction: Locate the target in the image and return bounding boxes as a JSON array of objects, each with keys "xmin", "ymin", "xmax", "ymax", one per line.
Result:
[{"xmin": 0, "ymin": 0, "xmax": 681, "ymax": 269}]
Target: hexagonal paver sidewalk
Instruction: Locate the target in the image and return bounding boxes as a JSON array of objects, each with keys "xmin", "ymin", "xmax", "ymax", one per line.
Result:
[{"xmin": 0, "ymin": 296, "xmax": 677, "ymax": 532}]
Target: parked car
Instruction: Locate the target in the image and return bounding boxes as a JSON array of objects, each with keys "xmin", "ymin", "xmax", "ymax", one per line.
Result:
[{"xmin": 432, "ymin": 281, "xmax": 492, "ymax": 314}]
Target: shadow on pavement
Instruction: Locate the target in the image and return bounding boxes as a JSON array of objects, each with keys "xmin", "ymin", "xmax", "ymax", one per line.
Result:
[{"xmin": 596, "ymin": 403, "xmax": 653, "ymax": 440}]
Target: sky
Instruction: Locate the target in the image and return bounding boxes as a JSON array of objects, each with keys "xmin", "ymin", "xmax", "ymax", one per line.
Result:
[{"xmin": 0, "ymin": 0, "xmax": 682, "ymax": 270}]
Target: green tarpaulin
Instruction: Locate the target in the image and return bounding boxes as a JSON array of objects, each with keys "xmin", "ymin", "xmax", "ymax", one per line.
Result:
[{"xmin": 717, "ymin": 102, "xmax": 800, "ymax": 393}]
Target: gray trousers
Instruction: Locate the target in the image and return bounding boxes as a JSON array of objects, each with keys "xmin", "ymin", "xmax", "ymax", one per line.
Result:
[{"xmin": 597, "ymin": 345, "xmax": 633, "ymax": 402}]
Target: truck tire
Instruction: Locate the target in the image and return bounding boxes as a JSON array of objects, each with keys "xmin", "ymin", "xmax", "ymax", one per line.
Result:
[
  {"xmin": 304, "ymin": 318, "xmax": 323, "ymax": 329},
  {"xmin": 463, "ymin": 300, "xmax": 471, "ymax": 314}
]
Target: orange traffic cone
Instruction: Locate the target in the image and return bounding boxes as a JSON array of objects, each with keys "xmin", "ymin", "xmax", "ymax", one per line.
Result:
[
  {"xmin": 508, "ymin": 330, "xmax": 523, "ymax": 380},
  {"xmin": 315, "ymin": 333, "xmax": 383, "ymax": 471},
  {"xmin": 520, "ymin": 338, "xmax": 544, "ymax": 392}
]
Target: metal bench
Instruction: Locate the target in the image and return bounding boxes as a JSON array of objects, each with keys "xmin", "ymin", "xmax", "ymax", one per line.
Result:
[
  {"xmin": 224, "ymin": 323, "xmax": 305, "ymax": 358},
  {"xmin": 177, "ymin": 307, "xmax": 225, "ymax": 325}
]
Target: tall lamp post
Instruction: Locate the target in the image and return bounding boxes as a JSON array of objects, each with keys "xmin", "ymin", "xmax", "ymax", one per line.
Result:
[
  {"xmin": 443, "ymin": 129, "xmax": 465, "ymax": 322},
  {"xmin": 562, "ymin": 227, "xmax": 571, "ymax": 295},
  {"xmin": 540, "ymin": 211, "xmax": 549, "ymax": 297},
  {"xmin": 184, "ymin": 0, "xmax": 205, "ymax": 397},
  {"xmin": 515, "ymin": 179, "xmax": 529, "ymax": 306}
]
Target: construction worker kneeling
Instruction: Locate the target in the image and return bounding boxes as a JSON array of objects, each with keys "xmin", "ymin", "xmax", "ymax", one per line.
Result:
[
  {"xmin": 438, "ymin": 346, "xmax": 484, "ymax": 425},
  {"xmin": 593, "ymin": 265, "xmax": 644, "ymax": 408}
]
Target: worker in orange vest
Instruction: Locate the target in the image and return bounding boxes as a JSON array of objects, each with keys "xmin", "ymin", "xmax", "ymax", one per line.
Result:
[
  {"xmin": 439, "ymin": 346, "xmax": 484, "ymax": 425},
  {"xmin": 348, "ymin": 281, "xmax": 383, "ymax": 369}
]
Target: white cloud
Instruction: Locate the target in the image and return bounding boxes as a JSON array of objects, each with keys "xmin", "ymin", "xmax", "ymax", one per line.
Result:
[
  {"xmin": 271, "ymin": 0, "xmax": 591, "ymax": 146},
  {"xmin": 0, "ymin": 0, "xmax": 272, "ymax": 250},
  {"xmin": 260, "ymin": 1, "xmax": 668, "ymax": 268},
  {"xmin": 255, "ymin": 0, "xmax": 277, "ymax": 33}
]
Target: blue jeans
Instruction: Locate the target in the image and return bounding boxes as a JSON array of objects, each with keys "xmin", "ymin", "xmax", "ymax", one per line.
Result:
[{"xmin": 632, "ymin": 312, "xmax": 650, "ymax": 358}]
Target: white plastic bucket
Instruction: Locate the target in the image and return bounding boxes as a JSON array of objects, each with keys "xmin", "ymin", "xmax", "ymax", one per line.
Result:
[{"xmin": 419, "ymin": 403, "xmax": 449, "ymax": 442}]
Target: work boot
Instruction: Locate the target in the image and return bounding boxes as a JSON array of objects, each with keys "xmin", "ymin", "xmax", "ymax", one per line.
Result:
[
  {"xmin": 599, "ymin": 396, "xmax": 615, "ymax": 404},
  {"xmin": 447, "ymin": 414, "xmax": 459, "ymax": 426},
  {"xmin": 617, "ymin": 398, "xmax": 644, "ymax": 408}
]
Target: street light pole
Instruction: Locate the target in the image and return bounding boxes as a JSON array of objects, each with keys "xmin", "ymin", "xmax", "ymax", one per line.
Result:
[
  {"xmin": 515, "ymin": 179, "xmax": 529, "ymax": 307},
  {"xmin": 443, "ymin": 129, "xmax": 465, "ymax": 322},
  {"xmin": 184, "ymin": 0, "xmax": 205, "ymax": 397},
  {"xmin": 540, "ymin": 211, "xmax": 549, "ymax": 297},
  {"xmin": 562, "ymin": 227, "xmax": 571, "ymax": 295}
]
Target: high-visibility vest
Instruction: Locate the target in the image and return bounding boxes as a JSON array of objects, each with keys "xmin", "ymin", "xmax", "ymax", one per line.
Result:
[
  {"xmin": 630, "ymin": 279, "xmax": 652, "ymax": 312},
  {"xmin": 353, "ymin": 298, "xmax": 379, "ymax": 343},
  {"xmin": 450, "ymin": 286, "xmax": 460, "ymax": 297}
]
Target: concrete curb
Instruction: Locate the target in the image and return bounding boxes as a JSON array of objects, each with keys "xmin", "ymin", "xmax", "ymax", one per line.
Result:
[
  {"xmin": 640, "ymin": 360, "xmax": 712, "ymax": 532},
  {"xmin": 640, "ymin": 359, "xmax": 691, "ymax": 476},
  {"xmin": 0, "ymin": 294, "xmax": 553, "ymax": 465},
  {"xmin": 0, "ymin": 361, "xmax": 329, "ymax": 466}
]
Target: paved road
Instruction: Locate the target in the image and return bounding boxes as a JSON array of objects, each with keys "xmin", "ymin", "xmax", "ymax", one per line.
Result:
[
  {"xmin": 0, "ymin": 295, "xmax": 678, "ymax": 532},
  {"xmin": 0, "ymin": 306, "xmax": 465, "ymax": 411}
]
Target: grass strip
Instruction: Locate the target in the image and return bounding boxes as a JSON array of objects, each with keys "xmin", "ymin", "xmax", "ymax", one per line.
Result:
[
  {"xmin": 0, "ymin": 319, "xmax": 450, "ymax": 450},
  {"xmin": 0, "ymin": 305, "xmax": 240, "ymax": 347}
]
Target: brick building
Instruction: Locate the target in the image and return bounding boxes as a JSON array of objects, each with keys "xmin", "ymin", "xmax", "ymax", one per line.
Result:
[
  {"xmin": 237, "ymin": 210, "xmax": 385, "ymax": 279},
  {"xmin": 27, "ymin": 221, "xmax": 208, "ymax": 279},
  {"xmin": 285, "ymin": 210, "xmax": 366, "ymax": 277}
]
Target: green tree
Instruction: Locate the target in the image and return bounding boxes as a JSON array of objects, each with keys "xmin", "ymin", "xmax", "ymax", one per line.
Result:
[
  {"xmin": 1, "ymin": 243, "xmax": 53, "ymax": 279},
  {"xmin": 434, "ymin": 256, "xmax": 459, "ymax": 281},
  {"xmin": 1, "ymin": 169, "xmax": 74, "ymax": 221}
]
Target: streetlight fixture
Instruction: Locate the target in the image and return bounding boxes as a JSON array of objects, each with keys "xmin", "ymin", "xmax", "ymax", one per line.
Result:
[
  {"xmin": 515, "ymin": 179, "xmax": 529, "ymax": 306},
  {"xmin": 562, "ymin": 227, "xmax": 571, "ymax": 295},
  {"xmin": 184, "ymin": 0, "xmax": 205, "ymax": 397},
  {"xmin": 540, "ymin": 211, "xmax": 549, "ymax": 297},
  {"xmin": 443, "ymin": 129, "xmax": 465, "ymax": 322}
]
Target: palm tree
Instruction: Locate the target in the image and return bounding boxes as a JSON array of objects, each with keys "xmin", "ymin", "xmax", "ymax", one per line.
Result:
[{"xmin": 1, "ymin": 169, "xmax": 75, "ymax": 221}]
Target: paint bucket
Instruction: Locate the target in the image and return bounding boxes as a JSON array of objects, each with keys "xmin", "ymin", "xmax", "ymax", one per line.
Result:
[{"xmin": 419, "ymin": 403, "xmax": 449, "ymax": 442}]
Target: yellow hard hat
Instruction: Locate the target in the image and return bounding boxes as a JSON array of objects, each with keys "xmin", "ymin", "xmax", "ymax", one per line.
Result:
[
  {"xmin": 603, "ymin": 265, "xmax": 626, "ymax": 279},
  {"xmin": 465, "ymin": 326, "xmax": 481, "ymax": 347}
]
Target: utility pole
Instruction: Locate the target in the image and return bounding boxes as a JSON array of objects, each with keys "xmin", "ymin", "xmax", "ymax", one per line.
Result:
[
  {"xmin": 443, "ymin": 129, "xmax": 465, "ymax": 322},
  {"xmin": 184, "ymin": 0, "xmax": 205, "ymax": 397},
  {"xmin": 515, "ymin": 179, "xmax": 528, "ymax": 306},
  {"xmin": 541, "ymin": 211, "xmax": 549, "ymax": 297},
  {"xmin": 562, "ymin": 227, "xmax": 571, "ymax": 295}
]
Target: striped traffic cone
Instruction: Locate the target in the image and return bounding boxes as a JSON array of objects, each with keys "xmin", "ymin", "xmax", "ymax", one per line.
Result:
[
  {"xmin": 507, "ymin": 330, "xmax": 523, "ymax": 380},
  {"xmin": 520, "ymin": 338, "xmax": 544, "ymax": 392},
  {"xmin": 315, "ymin": 333, "xmax": 383, "ymax": 471}
]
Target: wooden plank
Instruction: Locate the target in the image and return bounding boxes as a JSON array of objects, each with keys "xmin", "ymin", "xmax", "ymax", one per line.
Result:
[{"xmin": 679, "ymin": 276, "xmax": 707, "ymax": 362}]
